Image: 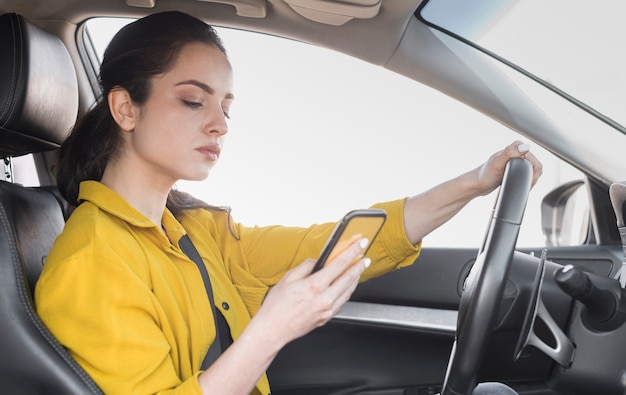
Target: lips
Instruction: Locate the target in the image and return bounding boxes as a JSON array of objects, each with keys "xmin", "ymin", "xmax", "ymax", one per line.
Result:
[{"xmin": 196, "ymin": 144, "xmax": 221, "ymax": 161}]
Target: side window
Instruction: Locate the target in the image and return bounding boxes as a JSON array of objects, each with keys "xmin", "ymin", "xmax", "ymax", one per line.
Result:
[
  {"xmin": 11, "ymin": 154, "xmax": 40, "ymax": 187},
  {"xmin": 83, "ymin": 18, "xmax": 587, "ymax": 248}
]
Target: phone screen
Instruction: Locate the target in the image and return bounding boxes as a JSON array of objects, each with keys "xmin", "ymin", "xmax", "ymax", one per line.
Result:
[{"xmin": 311, "ymin": 209, "xmax": 387, "ymax": 273}]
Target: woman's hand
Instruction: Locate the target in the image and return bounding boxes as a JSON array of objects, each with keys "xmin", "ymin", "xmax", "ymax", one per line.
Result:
[
  {"xmin": 474, "ymin": 140, "xmax": 543, "ymax": 196},
  {"xmin": 253, "ymin": 237, "xmax": 370, "ymax": 348}
]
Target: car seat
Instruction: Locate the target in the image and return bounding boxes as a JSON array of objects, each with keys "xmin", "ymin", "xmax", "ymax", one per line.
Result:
[{"xmin": 0, "ymin": 12, "xmax": 103, "ymax": 394}]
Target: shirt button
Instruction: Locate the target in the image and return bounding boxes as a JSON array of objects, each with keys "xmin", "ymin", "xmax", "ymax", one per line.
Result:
[{"xmin": 221, "ymin": 302, "xmax": 230, "ymax": 311}]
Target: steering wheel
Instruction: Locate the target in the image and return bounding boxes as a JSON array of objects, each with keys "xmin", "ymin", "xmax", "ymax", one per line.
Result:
[{"xmin": 440, "ymin": 158, "xmax": 533, "ymax": 395}]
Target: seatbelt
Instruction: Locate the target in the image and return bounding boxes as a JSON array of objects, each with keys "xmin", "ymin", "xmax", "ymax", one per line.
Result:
[{"xmin": 179, "ymin": 234, "xmax": 232, "ymax": 370}]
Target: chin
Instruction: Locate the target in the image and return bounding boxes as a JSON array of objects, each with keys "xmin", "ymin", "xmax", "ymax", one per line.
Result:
[{"xmin": 186, "ymin": 169, "xmax": 212, "ymax": 182}]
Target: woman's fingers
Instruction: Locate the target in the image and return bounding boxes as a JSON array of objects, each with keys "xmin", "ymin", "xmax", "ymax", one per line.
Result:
[
  {"xmin": 521, "ymin": 149, "xmax": 543, "ymax": 187},
  {"xmin": 327, "ymin": 257, "xmax": 368, "ymax": 312},
  {"xmin": 314, "ymin": 241, "xmax": 369, "ymax": 316},
  {"xmin": 503, "ymin": 141, "xmax": 543, "ymax": 187},
  {"xmin": 309, "ymin": 237, "xmax": 369, "ymax": 286}
]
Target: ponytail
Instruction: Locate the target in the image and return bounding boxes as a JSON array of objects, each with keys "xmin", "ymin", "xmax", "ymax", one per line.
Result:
[{"xmin": 56, "ymin": 100, "xmax": 121, "ymax": 206}]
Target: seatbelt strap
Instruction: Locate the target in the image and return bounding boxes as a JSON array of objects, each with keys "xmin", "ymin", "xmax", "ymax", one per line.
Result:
[{"xmin": 178, "ymin": 234, "xmax": 230, "ymax": 370}]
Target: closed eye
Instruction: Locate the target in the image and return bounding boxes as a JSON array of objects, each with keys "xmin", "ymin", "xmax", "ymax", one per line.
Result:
[{"xmin": 182, "ymin": 99, "xmax": 203, "ymax": 109}]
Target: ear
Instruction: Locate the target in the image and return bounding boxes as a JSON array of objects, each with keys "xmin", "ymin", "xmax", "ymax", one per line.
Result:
[{"xmin": 108, "ymin": 87, "xmax": 137, "ymax": 132}]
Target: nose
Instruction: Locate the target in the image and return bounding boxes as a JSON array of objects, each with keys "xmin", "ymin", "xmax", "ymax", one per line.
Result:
[{"xmin": 204, "ymin": 105, "xmax": 229, "ymax": 136}]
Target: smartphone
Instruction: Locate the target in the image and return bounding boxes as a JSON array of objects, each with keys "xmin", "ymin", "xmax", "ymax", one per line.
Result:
[{"xmin": 311, "ymin": 209, "xmax": 387, "ymax": 274}]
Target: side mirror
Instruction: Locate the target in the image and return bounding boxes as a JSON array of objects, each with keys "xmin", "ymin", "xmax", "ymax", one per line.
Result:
[{"xmin": 541, "ymin": 180, "xmax": 588, "ymax": 246}]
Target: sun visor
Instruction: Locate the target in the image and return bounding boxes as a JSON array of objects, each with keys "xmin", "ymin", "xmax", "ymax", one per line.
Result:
[{"xmin": 283, "ymin": 0, "xmax": 382, "ymax": 26}]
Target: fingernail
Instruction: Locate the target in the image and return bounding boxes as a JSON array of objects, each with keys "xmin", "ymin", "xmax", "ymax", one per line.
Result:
[
  {"xmin": 363, "ymin": 258, "xmax": 371, "ymax": 269},
  {"xmin": 517, "ymin": 143, "xmax": 529, "ymax": 153},
  {"xmin": 359, "ymin": 238, "xmax": 369, "ymax": 249}
]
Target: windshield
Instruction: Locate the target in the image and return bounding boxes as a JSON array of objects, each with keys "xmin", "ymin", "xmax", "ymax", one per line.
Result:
[{"xmin": 419, "ymin": 0, "xmax": 626, "ymax": 130}]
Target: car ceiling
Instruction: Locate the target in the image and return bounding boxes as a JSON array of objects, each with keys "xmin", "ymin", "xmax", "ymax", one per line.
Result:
[
  {"xmin": 2, "ymin": 0, "xmax": 626, "ymax": 186},
  {"xmin": 0, "ymin": 0, "xmax": 421, "ymax": 66}
]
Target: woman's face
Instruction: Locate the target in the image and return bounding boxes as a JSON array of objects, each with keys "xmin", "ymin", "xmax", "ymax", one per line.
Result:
[{"xmin": 124, "ymin": 42, "xmax": 234, "ymax": 186}]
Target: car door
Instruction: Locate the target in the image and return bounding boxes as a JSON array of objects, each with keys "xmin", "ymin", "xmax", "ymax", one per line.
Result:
[{"xmin": 267, "ymin": 247, "xmax": 465, "ymax": 395}]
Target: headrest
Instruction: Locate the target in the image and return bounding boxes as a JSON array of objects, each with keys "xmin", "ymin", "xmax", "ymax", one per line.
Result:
[{"xmin": 0, "ymin": 13, "xmax": 78, "ymax": 157}]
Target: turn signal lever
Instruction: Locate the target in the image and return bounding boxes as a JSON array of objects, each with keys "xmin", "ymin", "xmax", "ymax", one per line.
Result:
[{"xmin": 555, "ymin": 265, "xmax": 626, "ymax": 332}]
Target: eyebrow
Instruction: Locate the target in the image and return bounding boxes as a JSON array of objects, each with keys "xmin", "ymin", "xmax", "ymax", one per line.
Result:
[{"xmin": 175, "ymin": 79, "xmax": 234, "ymax": 100}]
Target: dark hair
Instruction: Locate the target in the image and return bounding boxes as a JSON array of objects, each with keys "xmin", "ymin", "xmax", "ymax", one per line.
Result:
[{"xmin": 57, "ymin": 11, "xmax": 227, "ymax": 216}]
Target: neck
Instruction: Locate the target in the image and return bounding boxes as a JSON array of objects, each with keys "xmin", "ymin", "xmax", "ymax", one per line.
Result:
[{"xmin": 100, "ymin": 162, "xmax": 173, "ymax": 227}]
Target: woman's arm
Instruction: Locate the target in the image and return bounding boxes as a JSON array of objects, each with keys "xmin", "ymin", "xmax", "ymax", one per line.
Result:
[{"xmin": 402, "ymin": 141, "xmax": 543, "ymax": 245}]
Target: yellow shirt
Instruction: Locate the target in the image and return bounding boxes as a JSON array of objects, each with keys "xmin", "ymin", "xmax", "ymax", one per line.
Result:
[{"xmin": 35, "ymin": 181, "xmax": 420, "ymax": 395}]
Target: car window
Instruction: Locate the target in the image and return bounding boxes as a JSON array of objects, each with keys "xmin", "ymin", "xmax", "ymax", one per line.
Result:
[
  {"xmin": 10, "ymin": 155, "xmax": 40, "ymax": 187},
  {"xmin": 83, "ymin": 18, "xmax": 586, "ymax": 248}
]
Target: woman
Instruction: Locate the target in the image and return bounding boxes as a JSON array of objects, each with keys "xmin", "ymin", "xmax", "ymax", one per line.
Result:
[{"xmin": 34, "ymin": 11, "xmax": 542, "ymax": 395}]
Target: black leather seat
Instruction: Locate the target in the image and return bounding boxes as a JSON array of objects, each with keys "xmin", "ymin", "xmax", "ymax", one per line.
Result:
[{"xmin": 0, "ymin": 13, "xmax": 103, "ymax": 394}]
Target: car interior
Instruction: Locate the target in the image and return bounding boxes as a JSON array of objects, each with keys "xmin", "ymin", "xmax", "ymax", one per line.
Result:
[{"xmin": 1, "ymin": 1, "xmax": 625, "ymax": 394}]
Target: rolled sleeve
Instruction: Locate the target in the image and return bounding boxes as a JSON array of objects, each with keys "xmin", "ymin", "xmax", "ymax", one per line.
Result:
[{"xmin": 360, "ymin": 198, "xmax": 421, "ymax": 281}]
